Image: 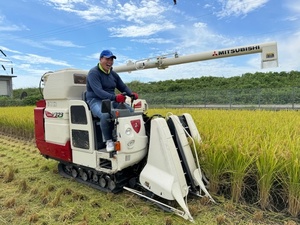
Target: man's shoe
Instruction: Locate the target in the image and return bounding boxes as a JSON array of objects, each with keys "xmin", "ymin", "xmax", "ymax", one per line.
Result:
[{"xmin": 106, "ymin": 140, "xmax": 114, "ymax": 152}]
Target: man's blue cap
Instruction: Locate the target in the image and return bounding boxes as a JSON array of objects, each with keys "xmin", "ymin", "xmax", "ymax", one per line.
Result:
[{"xmin": 100, "ymin": 50, "xmax": 116, "ymax": 59}]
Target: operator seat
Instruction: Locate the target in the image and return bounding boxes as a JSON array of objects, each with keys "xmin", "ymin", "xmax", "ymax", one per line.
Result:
[{"xmin": 82, "ymin": 91, "xmax": 105, "ymax": 149}]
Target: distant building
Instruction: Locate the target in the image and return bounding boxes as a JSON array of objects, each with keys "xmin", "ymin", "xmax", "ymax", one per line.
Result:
[{"xmin": 0, "ymin": 75, "xmax": 17, "ymax": 97}]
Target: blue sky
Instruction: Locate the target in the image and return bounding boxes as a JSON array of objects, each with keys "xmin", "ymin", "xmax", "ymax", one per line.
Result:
[{"xmin": 0, "ymin": 0, "xmax": 299, "ymax": 89}]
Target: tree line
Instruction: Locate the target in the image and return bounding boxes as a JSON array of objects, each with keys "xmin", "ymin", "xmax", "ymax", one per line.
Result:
[
  {"xmin": 126, "ymin": 70, "xmax": 300, "ymax": 93},
  {"xmin": 1, "ymin": 70, "xmax": 300, "ymax": 106}
]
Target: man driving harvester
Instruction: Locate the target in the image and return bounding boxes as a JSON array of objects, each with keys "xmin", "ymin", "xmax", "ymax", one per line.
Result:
[{"xmin": 86, "ymin": 49, "xmax": 138, "ymax": 152}]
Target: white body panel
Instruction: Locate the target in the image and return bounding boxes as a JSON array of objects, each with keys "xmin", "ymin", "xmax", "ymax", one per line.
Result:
[
  {"xmin": 43, "ymin": 69, "xmax": 87, "ymax": 145},
  {"xmin": 73, "ymin": 150, "xmax": 97, "ymax": 168},
  {"xmin": 43, "ymin": 68, "xmax": 87, "ymax": 100},
  {"xmin": 140, "ymin": 117, "xmax": 188, "ymax": 200},
  {"xmin": 183, "ymin": 113, "xmax": 201, "ymax": 145},
  {"xmin": 44, "ymin": 100, "xmax": 70, "ymax": 145},
  {"xmin": 125, "ymin": 97, "xmax": 148, "ymax": 113},
  {"xmin": 69, "ymin": 100, "xmax": 97, "ymax": 168},
  {"xmin": 169, "ymin": 115, "xmax": 198, "ymax": 176},
  {"xmin": 69, "ymin": 103, "xmax": 148, "ymax": 173},
  {"xmin": 139, "ymin": 117, "xmax": 193, "ymax": 220},
  {"xmin": 98, "ymin": 114, "xmax": 148, "ymax": 173},
  {"xmin": 170, "ymin": 114, "xmax": 214, "ymax": 201}
]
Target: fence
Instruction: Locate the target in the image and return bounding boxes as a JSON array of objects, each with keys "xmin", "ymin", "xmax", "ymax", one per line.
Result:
[
  {"xmin": 2, "ymin": 87, "xmax": 300, "ymax": 109},
  {"xmin": 140, "ymin": 87, "xmax": 300, "ymax": 110}
]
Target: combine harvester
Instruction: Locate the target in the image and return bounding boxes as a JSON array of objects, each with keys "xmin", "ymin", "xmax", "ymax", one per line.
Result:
[{"xmin": 34, "ymin": 42, "xmax": 278, "ymax": 222}]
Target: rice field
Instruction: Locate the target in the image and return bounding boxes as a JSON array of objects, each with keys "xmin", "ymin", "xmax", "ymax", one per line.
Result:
[
  {"xmin": 1, "ymin": 106, "xmax": 300, "ymax": 221},
  {"xmin": 147, "ymin": 108, "xmax": 300, "ymax": 218},
  {"xmin": 0, "ymin": 106, "xmax": 34, "ymax": 140}
]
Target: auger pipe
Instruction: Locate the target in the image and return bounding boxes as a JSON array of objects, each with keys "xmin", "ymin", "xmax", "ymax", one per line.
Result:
[{"xmin": 113, "ymin": 41, "xmax": 278, "ymax": 73}]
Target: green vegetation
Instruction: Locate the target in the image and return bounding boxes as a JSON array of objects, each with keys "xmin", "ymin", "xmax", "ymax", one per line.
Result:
[
  {"xmin": 0, "ymin": 88, "xmax": 41, "ymax": 106},
  {"xmin": 128, "ymin": 71, "xmax": 300, "ymax": 93},
  {"xmin": 1, "ymin": 70, "xmax": 300, "ymax": 106}
]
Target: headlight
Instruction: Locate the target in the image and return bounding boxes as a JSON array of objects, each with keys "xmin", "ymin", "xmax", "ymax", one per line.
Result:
[{"xmin": 125, "ymin": 127, "xmax": 132, "ymax": 135}]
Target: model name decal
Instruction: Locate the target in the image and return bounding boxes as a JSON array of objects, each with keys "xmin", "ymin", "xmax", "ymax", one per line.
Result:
[{"xmin": 45, "ymin": 111, "xmax": 64, "ymax": 118}]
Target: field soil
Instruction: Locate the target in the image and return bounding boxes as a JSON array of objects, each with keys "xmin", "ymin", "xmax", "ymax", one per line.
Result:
[{"xmin": 0, "ymin": 133, "xmax": 298, "ymax": 225}]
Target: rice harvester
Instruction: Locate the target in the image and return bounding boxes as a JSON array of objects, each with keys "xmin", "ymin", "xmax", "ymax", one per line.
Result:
[{"xmin": 34, "ymin": 42, "xmax": 278, "ymax": 221}]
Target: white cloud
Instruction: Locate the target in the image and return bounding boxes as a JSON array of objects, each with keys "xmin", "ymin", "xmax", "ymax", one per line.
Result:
[
  {"xmin": 276, "ymin": 32, "xmax": 300, "ymax": 70},
  {"xmin": 0, "ymin": 46, "xmax": 22, "ymax": 54},
  {"xmin": 45, "ymin": 0, "xmax": 112, "ymax": 21},
  {"xmin": 71, "ymin": 5, "xmax": 111, "ymax": 21},
  {"xmin": 132, "ymin": 38, "xmax": 174, "ymax": 44},
  {"xmin": 42, "ymin": 0, "xmax": 178, "ymax": 42},
  {"xmin": 44, "ymin": 0, "xmax": 168, "ymax": 23},
  {"xmin": 174, "ymin": 22, "xmax": 230, "ymax": 53},
  {"xmin": 0, "ymin": 15, "xmax": 29, "ymax": 32},
  {"xmin": 10, "ymin": 53, "xmax": 73, "ymax": 89},
  {"xmin": 0, "ymin": 24, "xmax": 27, "ymax": 32},
  {"xmin": 283, "ymin": 0, "xmax": 300, "ymax": 25},
  {"xmin": 15, "ymin": 39, "xmax": 49, "ymax": 49},
  {"xmin": 283, "ymin": 16, "xmax": 298, "ymax": 22},
  {"xmin": 285, "ymin": 0, "xmax": 300, "ymax": 13},
  {"xmin": 115, "ymin": 0, "xmax": 165, "ymax": 24},
  {"xmin": 217, "ymin": 0, "xmax": 269, "ymax": 17},
  {"xmin": 108, "ymin": 22, "xmax": 175, "ymax": 37},
  {"xmin": 13, "ymin": 54, "xmax": 71, "ymax": 67},
  {"xmin": 12, "ymin": 65, "xmax": 48, "ymax": 88},
  {"xmin": 44, "ymin": 39, "xmax": 84, "ymax": 48}
]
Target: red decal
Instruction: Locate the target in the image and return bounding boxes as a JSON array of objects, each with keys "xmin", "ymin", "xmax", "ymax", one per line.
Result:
[
  {"xmin": 130, "ymin": 119, "xmax": 141, "ymax": 133},
  {"xmin": 134, "ymin": 101, "xmax": 142, "ymax": 108},
  {"xmin": 45, "ymin": 111, "xmax": 64, "ymax": 118},
  {"xmin": 45, "ymin": 111, "xmax": 54, "ymax": 118}
]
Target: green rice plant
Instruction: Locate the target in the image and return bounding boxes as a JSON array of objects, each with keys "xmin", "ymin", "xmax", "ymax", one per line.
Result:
[
  {"xmin": 226, "ymin": 141, "xmax": 255, "ymax": 203},
  {"xmin": 191, "ymin": 110, "xmax": 232, "ymax": 194},
  {"xmin": 282, "ymin": 141, "xmax": 300, "ymax": 217},
  {"xmin": 256, "ymin": 140, "xmax": 284, "ymax": 209},
  {"xmin": 197, "ymin": 110, "xmax": 257, "ymax": 200},
  {"xmin": 198, "ymin": 141, "xmax": 228, "ymax": 194},
  {"xmin": 285, "ymin": 155, "xmax": 300, "ymax": 217},
  {"xmin": 269, "ymin": 111, "xmax": 300, "ymax": 216}
]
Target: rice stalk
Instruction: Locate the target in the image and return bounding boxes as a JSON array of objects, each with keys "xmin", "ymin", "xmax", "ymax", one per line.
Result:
[
  {"xmin": 256, "ymin": 140, "xmax": 284, "ymax": 210},
  {"xmin": 199, "ymin": 142, "xmax": 228, "ymax": 194},
  {"xmin": 226, "ymin": 142, "xmax": 255, "ymax": 203},
  {"xmin": 283, "ymin": 147, "xmax": 300, "ymax": 217}
]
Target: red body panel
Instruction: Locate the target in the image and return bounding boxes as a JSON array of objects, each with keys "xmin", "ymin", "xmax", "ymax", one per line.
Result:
[
  {"xmin": 36, "ymin": 139, "xmax": 72, "ymax": 162},
  {"xmin": 34, "ymin": 100, "xmax": 46, "ymax": 141},
  {"xmin": 34, "ymin": 100, "xmax": 72, "ymax": 162}
]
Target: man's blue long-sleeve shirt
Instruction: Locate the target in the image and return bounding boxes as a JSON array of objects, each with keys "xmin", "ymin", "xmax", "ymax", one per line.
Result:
[{"xmin": 86, "ymin": 64, "xmax": 132, "ymax": 102}]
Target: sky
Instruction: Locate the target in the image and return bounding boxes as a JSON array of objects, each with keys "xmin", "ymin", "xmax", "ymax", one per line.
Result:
[{"xmin": 0, "ymin": 0, "xmax": 299, "ymax": 89}]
